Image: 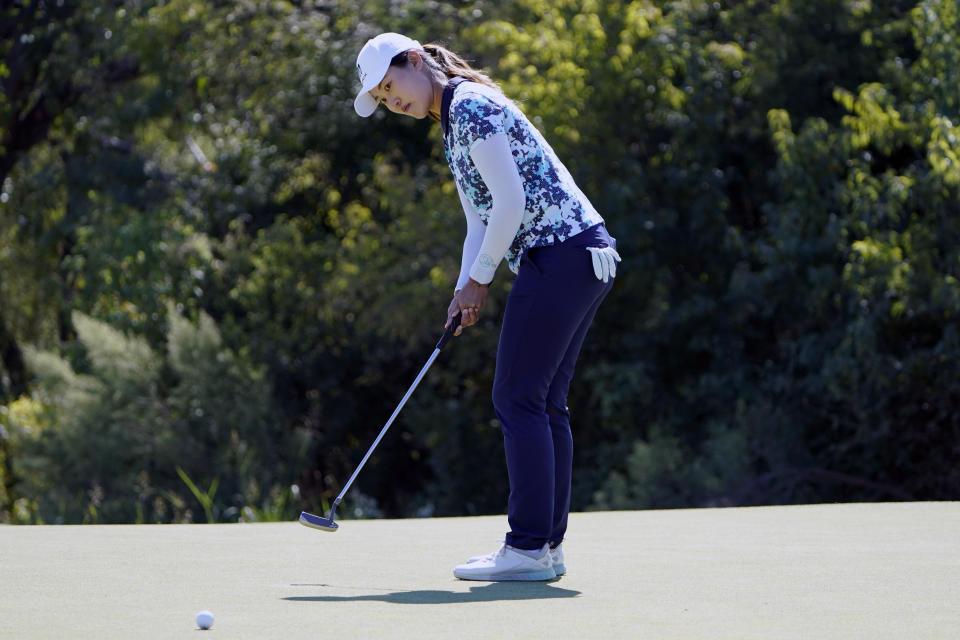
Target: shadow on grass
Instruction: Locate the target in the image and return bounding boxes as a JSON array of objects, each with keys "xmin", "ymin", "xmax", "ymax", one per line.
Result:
[{"xmin": 284, "ymin": 581, "xmax": 581, "ymax": 604}]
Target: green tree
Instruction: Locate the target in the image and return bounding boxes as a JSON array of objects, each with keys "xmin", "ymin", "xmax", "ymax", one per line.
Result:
[
  {"xmin": 593, "ymin": 0, "xmax": 959, "ymax": 507},
  {"xmin": 3, "ymin": 0, "xmax": 959, "ymax": 523}
]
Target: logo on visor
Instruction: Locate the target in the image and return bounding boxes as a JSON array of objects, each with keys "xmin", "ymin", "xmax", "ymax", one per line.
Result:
[{"xmin": 357, "ymin": 63, "xmax": 367, "ymax": 84}]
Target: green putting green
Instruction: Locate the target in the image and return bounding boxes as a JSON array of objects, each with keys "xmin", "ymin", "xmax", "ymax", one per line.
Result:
[{"xmin": 1, "ymin": 503, "xmax": 958, "ymax": 638}]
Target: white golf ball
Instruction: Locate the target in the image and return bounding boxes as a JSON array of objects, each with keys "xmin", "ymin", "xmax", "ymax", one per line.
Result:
[{"xmin": 196, "ymin": 610, "xmax": 214, "ymax": 630}]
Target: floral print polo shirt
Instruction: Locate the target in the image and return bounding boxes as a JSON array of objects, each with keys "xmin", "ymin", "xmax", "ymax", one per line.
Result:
[{"xmin": 443, "ymin": 81, "xmax": 605, "ymax": 274}]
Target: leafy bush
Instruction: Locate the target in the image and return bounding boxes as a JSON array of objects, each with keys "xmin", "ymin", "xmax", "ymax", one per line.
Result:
[{"xmin": 0, "ymin": 309, "xmax": 293, "ymax": 523}]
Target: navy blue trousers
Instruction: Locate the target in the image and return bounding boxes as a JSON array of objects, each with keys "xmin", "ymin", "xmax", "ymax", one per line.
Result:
[{"xmin": 493, "ymin": 223, "xmax": 616, "ymax": 550}]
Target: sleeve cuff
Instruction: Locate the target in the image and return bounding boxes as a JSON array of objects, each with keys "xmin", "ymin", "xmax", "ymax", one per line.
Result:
[{"xmin": 469, "ymin": 255, "xmax": 499, "ymax": 285}]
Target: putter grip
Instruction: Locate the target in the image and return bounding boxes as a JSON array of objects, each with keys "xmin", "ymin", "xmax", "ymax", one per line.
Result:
[{"xmin": 436, "ymin": 312, "xmax": 462, "ymax": 350}]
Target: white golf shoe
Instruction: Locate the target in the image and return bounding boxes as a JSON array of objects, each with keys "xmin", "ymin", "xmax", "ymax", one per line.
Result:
[
  {"xmin": 454, "ymin": 543, "xmax": 556, "ymax": 581},
  {"xmin": 550, "ymin": 545, "xmax": 566, "ymax": 576},
  {"xmin": 467, "ymin": 542, "xmax": 566, "ymax": 576}
]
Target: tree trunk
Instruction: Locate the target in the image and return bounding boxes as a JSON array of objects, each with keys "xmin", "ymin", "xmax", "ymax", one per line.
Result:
[{"xmin": 0, "ymin": 307, "xmax": 27, "ymax": 401}]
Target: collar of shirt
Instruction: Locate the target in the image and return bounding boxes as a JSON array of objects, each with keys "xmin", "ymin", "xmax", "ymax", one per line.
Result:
[{"xmin": 441, "ymin": 76, "xmax": 469, "ymax": 139}]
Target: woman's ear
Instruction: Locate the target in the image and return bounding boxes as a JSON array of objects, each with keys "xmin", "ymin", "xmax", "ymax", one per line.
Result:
[{"xmin": 407, "ymin": 49, "xmax": 424, "ymax": 69}]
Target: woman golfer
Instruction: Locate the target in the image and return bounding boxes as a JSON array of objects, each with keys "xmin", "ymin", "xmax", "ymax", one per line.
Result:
[{"xmin": 353, "ymin": 33, "xmax": 620, "ymax": 581}]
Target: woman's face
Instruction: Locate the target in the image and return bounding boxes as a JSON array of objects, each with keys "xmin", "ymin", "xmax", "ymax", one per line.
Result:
[{"xmin": 368, "ymin": 53, "xmax": 435, "ymax": 119}]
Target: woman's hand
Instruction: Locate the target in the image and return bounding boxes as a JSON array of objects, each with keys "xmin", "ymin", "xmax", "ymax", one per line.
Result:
[{"xmin": 446, "ymin": 278, "xmax": 489, "ymax": 336}]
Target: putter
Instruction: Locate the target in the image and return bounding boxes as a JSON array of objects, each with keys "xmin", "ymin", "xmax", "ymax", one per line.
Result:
[{"xmin": 299, "ymin": 312, "xmax": 462, "ymax": 532}]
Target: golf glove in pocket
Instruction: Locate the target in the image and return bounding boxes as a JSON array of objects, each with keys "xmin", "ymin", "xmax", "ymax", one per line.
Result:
[{"xmin": 587, "ymin": 246, "xmax": 621, "ymax": 283}]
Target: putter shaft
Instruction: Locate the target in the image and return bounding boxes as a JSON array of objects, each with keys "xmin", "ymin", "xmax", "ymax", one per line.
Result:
[
  {"xmin": 333, "ymin": 347, "xmax": 440, "ymax": 505},
  {"xmin": 299, "ymin": 314, "xmax": 461, "ymax": 532}
]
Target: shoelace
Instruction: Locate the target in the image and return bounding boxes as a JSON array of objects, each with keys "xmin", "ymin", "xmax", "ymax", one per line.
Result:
[
  {"xmin": 473, "ymin": 541, "xmax": 553, "ymax": 564},
  {"xmin": 472, "ymin": 541, "xmax": 506, "ymax": 563}
]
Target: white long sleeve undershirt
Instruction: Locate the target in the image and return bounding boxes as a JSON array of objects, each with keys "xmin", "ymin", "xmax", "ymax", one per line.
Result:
[
  {"xmin": 455, "ymin": 187, "xmax": 484, "ymax": 292},
  {"xmin": 454, "ymin": 132, "xmax": 526, "ymax": 290}
]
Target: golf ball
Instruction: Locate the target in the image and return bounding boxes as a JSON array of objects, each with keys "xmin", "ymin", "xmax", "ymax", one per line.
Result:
[{"xmin": 196, "ymin": 610, "xmax": 214, "ymax": 630}]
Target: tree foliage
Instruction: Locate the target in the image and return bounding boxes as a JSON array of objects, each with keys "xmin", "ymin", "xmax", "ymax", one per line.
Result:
[
  {"xmin": 2, "ymin": 308, "xmax": 288, "ymax": 523},
  {"xmin": 2, "ymin": 0, "xmax": 958, "ymax": 523}
]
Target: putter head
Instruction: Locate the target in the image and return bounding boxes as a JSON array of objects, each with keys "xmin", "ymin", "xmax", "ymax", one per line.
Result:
[{"xmin": 299, "ymin": 510, "xmax": 339, "ymax": 532}]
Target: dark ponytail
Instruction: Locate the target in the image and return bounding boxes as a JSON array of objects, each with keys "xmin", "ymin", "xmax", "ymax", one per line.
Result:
[{"xmin": 421, "ymin": 43, "xmax": 499, "ymax": 90}]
